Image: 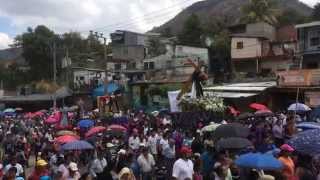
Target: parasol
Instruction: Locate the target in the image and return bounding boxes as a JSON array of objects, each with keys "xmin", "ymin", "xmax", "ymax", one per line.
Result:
[
  {"xmin": 85, "ymin": 126, "xmax": 107, "ymax": 138},
  {"xmin": 235, "ymin": 152, "xmax": 283, "ymax": 170},
  {"xmin": 213, "ymin": 123, "xmax": 249, "ymax": 139},
  {"xmin": 54, "ymin": 135, "xmax": 79, "ymax": 144},
  {"xmin": 62, "ymin": 140, "xmax": 94, "ymax": 150},
  {"xmin": 249, "ymin": 103, "xmax": 268, "ymax": 111}
]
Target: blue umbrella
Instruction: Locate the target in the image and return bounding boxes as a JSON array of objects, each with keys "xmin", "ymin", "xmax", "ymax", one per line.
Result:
[
  {"xmin": 296, "ymin": 122, "xmax": 320, "ymax": 131},
  {"xmin": 288, "ymin": 129, "xmax": 320, "ymax": 156},
  {"xmin": 77, "ymin": 119, "xmax": 94, "ymax": 128},
  {"xmin": 92, "ymin": 85, "xmax": 106, "ymax": 98},
  {"xmin": 3, "ymin": 108, "xmax": 15, "ymax": 113},
  {"xmin": 61, "ymin": 140, "xmax": 94, "ymax": 150},
  {"xmin": 106, "ymin": 82, "xmax": 119, "ymax": 94},
  {"xmin": 288, "ymin": 103, "xmax": 311, "ymax": 112},
  {"xmin": 235, "ymin": 152, "xmax": 283, "ymax": 170}
]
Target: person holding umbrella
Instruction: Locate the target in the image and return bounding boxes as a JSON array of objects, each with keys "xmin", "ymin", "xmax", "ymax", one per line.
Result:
[{"xmin": 278, "ymin": 144, "xmax": 295, "ymax": 180}]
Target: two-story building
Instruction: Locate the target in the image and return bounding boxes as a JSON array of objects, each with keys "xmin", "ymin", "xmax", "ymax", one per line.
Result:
[
  {"xmin": 275, "ymin": 21, "xmax": 320, "ymax": 108},
  {"xmin": 230, "ymin": 22, "xmax": 297, "ymax": 76},
  {"xmin": 296, "ymin": 21, "xmax": 320, "ymax": 69}
]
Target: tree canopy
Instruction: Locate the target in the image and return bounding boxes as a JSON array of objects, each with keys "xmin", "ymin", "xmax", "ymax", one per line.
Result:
[
  {"xmin": 178, "ymin": 14, "xmax": 203, "ymax": 47},
  {"xmin": 240, "ymin": 0, "xmax": 279, "ymax": 25},
  {"xmin": 313, "ymin": 3, "xmax": 320, "ymax": 21}
]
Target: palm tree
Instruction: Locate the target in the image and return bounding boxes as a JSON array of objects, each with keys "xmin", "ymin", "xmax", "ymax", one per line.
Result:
[{"xmin": 241, "ymin": 0, "xmax": 279, "ymax": 25}]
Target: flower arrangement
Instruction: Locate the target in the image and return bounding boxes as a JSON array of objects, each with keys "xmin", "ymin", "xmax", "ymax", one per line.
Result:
[{"xmin": 179, "ymin": 95, "xmax": 226, "ymax": 112}]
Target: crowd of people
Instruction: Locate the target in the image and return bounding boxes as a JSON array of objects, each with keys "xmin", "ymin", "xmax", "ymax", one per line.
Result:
[{"xmin": 0, "ymin": 106, "xmax": 319, "ymax": 180}]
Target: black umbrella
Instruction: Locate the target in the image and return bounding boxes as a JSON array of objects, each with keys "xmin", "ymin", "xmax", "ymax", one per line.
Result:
[
  {"xmin": 213, "ymin": 123, "xmax": 249, "ymax": 139},
  {"xmin": 237, "ymin": 113, "xmax": 254, "ymax": 120},
  {"xmin": 216, "ymin": 137, "xmax": 253, "ymax": 151}
]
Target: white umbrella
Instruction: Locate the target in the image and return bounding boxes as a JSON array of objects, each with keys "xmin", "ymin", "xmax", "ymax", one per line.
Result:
[{"xmin": 288, "ymin": 103, "xmax": 311, "ymax": 112}]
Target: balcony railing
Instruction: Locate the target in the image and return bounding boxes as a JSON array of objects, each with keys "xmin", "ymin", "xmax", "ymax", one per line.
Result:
[{"xmin": 276, "ymin": 69, "xmax": 320, "ymax": 86}]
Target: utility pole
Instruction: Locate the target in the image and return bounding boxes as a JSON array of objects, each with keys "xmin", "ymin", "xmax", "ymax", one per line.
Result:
[
  {"xmin": 53, "ymin": 40, "xmax": 57, "ymax": 109},
  {"xmin": 66, "ymin": 47, "xmax": 70, "ymax": 84},
  {"xmin": 53, "ymin": 41, "xmax": 57, "ymax": 83}
]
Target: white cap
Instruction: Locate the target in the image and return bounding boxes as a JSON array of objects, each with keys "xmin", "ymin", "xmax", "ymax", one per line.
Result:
[
  {"xmin": 69, "ymin": 162, "xmax": 78, "ymax": 171},
  {"xmin": 118, "ymin": 149, "xmax": 126, "ymax": 155}
]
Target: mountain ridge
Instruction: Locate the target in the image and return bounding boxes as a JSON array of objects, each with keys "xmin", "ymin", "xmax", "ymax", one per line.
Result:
[{"xmin": 151, "ymin": 0, "xmax": 313, "ymax": 35}]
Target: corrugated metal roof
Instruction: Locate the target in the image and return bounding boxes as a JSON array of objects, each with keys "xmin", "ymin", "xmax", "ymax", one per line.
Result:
[
  {"xmin": 204, "ymin": 81, "xmax": 276, "ymax": 92},
  {"xmin": 295, "ymin": 21, "xmax": 320, "ymax": 29},
  {"xmin": 0, "ymin": 87, "xmax": 72, "ymax": 102},
  {"xmin": 204, "ymin": 92, "xmax": 257, "ymax": 98}
]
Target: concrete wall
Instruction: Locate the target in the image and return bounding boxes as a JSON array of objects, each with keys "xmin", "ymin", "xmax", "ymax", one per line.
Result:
[
  {"xmin": 260, "ymin": 60, "xmax": 292, "ymax": 72},
  {"xmin": 231, "ymin": 37, "xmax": 262, "ymax": 59},
  {"xmin": 246, "ymin": 22, "xmax": 276, "ymax": 40},
  {"xmin": 112, "ymin": 45, "xmax": 145, "ymax": 61}
]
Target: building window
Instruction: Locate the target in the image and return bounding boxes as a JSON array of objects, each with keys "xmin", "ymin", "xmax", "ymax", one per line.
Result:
[
  {"xmin": 310, "ymin": 37, "xmax": 320, "ymax": 47},
  {"xmin": 144, "ymin": 62, "xmax": 155, "ymax": 70},
  {"xmin": 115, "ymin": 63, "xmax": 122, "ymax": 70},
  {"xmin": 236, "ymin": 42, "xmax": 244, "ymax": 49}
]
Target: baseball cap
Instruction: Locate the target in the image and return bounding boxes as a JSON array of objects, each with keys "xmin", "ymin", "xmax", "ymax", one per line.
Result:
[
  {"xmin": 180, "ymin": 146, "xmax": 192, "ymax": 154},
  {"xmin": 280, "ymin": 144, "xmax": 294, "ymax": 152},
  {"xmin": 36, "ymin": 159, "xmax": 48, "ymax": 166}
]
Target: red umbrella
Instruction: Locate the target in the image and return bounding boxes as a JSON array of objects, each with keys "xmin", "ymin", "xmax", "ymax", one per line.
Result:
[
  {"xmin": 45, "ymin": 116, "xmax": 59, "ymax": 124},
  {"xmin": 228, "ymin": 106, "xmax": 240, "ymax": 116},
  {"xmin": 54, "ymin": 135, "xmax": 80, "ymax": 144},
  {"xmin": 108, "ymin": 124, "xmax": 127, "ymax": 132},
  {"xmin": 85, "ymin": 126, "xmax": 107, "ymax": 138},
  {"xmin": 249, "ymin": 103, "xmax": 268, "ymax": 111}
]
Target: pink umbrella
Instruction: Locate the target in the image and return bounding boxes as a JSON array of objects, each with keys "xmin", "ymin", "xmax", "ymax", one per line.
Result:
[
  {"xmin": 45, "ymin": 116, "xmax": 59, "ymax": 124},
  {"xmin": 24, "ymin": 112, "xmax": 35, "ymax": 119},
  {"xmin": 54, "ymin": 135, "xmax": 79, "ymax": 144},
  {"xmin": 85, "ymin": 126, "xmax": 107, "ymax": 138},
  {"xmin": 108, "ymin": 124, "xmax": 127, "ymax": 132},
  {"xmin": 34, "ymin": 111, "xmax": 44, "ymax": 117}
]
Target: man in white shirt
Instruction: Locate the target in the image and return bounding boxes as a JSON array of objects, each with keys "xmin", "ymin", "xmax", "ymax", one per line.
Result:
[
  {"xmin": 137, "ymin": 147, "xmax": 156, "ymax": 180},
  {"xmin": 159, "ymin": 133, "xmax": 169, "ymax": 156},
  {"xmin": 172, "ymin": 146, "xmax": 194, "ymax": 180},
  {"xmin": 90, "ymin": 152, "xmax": 107, "ymax": 179},
  {"xmin": 147, "ymin": 130, "xmax": 158, "ymax": 157},
  {"xmin": 273, "ymin": 119, "xmax": 284, "ymax": 147},
  {"xmin": 128, "ymin": 130, "xmax": 140, "ymax": 152},
  {"xmin": 4, "ymin": 156, "xmax": 24, "ymax": 177}
]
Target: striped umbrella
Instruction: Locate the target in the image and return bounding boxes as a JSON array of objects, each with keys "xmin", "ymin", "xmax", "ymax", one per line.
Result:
[{"xmin": 62, "ymin": 140, "xmax": 94, "ymax": 150}]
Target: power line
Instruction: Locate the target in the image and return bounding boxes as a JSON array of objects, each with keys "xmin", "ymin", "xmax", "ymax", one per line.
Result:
[{"xmin": 78, "ymin": 0, "xmax": 196, "ymax": 34}]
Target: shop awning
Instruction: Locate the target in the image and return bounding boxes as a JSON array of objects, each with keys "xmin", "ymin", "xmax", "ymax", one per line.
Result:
[
  {"xmin": 204, "ymin": 81, "xmax": 276, "ymax": 92},
  {"xmin": 204, "ymin": 81, "xmax": 276, "ymax": 98},
  {"xmin": 204, "ymin": 92, "xmax": 258, "ymax": 98}
]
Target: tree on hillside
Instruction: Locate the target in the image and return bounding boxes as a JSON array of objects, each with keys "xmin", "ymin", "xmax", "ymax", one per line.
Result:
[
  {"xmin": 178, "ymin": 14, "xmax": 203, "ymax": 47},
  {"xmin": 278, "ymin": 8, "xmax": 310, "ymax": 25},
  {"xmin": 148, "ymin": 38, "xmax": 166, "ymax": 58},
  {"xmin": 241, "ymin": 0, "xmax": 279, "ymax": 25},
  {"xmin": 161, "ymin": 27, "xmax": 173, "ymax": 38},
  {"xmin": 313, "ymin": 3, "xmax": 320, "ymax": 21},
  {"xmin": 15, "ymin": 25, "xmax": 56, "ymax": 81}
]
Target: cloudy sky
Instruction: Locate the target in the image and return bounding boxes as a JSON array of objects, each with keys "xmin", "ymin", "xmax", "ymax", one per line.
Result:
[{"xmin": 0, "ymin": 0, "xmax": 317, "ymax": 49}]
